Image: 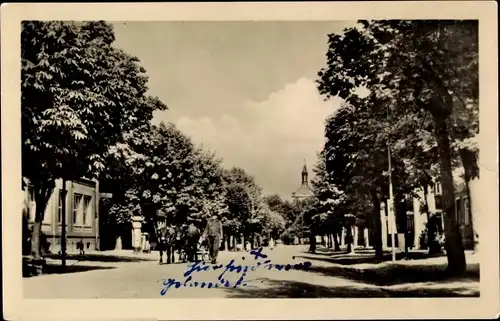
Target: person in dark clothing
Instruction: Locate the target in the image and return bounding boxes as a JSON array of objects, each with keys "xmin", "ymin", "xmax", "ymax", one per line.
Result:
[
  {"xmin": 185, "ymin": 222, "xmax": 200, "ymax": 262},
  {"xmin": 200, "ymin": 214, "xmax": 223, "ymax": 264}
]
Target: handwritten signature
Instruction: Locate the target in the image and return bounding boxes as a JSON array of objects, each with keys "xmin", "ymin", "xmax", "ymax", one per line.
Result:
[{"xmin": 158, "ymin": 247, "xmax": 312, "ymax": 295}]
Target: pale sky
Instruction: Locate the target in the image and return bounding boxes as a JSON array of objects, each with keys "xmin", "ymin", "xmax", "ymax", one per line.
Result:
[{"xmin": 111, "ymin": 21, "xmax": 355, "ymax": 199}]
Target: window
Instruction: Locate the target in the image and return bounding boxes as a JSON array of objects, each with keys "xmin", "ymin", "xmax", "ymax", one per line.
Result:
[
  {"xmin": 405, "ymin": 196, "xmax": 414, "ymax": 213},
  {"xmin": 455, "ymin": 198, "xmax": 462, "ymax": 223},
  {"xmin": 28, "ymin": 186, "xmax": 35, "ymax": 202},
  {"xmin": 434, "ymin": 195, "xmax": 442, "ymax": 210},
  {"xmin": 83, "ymin": 195, "xmax": 92, "ymax": 226},
  {"xmin": 434, "ymin": 183, "xmax": 442, "ymax": 195},
  {"xmin": 28, "ymin": 186, "xmax": 36, "ymax": 221},
  {"xmin": 73, "ymin": 194, "xmax": 83, "ymax": 224},
  {"xmin": 464, "ymin": 198, "xmax": 470, "ymax": 225},
  {"xmin": 435, "ymin": 214, "xmax": 444, "ymax": 233},
  {"xmin": 58, "ymin": 190, "xmax": 66, "ymax": 223}
]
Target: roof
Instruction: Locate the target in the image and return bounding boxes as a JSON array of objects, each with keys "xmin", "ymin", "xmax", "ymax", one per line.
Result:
[{"xmin": 292, "ymin": 183, "xmax": 314, "ymax": 198}]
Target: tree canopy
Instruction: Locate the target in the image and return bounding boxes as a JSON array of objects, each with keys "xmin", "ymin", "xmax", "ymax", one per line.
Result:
[
  {"xmin": 315, "ymin": 20, "xmax": 478, "ymax": 273},
  {"xmin": 22, "ymin": 21, "xmax": 166, "ymax": 258}
]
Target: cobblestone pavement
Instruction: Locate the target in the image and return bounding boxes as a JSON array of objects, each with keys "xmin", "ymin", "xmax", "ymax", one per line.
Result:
[{"xmin": 23, "ymin": 245, "xmax": 479, "ymax": 298}]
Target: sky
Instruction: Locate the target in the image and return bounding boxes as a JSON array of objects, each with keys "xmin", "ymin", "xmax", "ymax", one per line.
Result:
[{"xmin": 111, "ymin": 21, "xmax": 356, "ymax": 199}]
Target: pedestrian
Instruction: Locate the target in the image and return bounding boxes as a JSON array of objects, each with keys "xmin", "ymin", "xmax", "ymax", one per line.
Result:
[
  {"xmin": 199, "ymin": 212, "xmax": 223, "ymax": 264},
  {"xmin": 77, "ymin": 239, "xmax": 85, "ymax": 256},
  {"xmin": 269, "ymin": 237, "xmax": 274, "ymax": 250},
  {"xmin": 185, "ymin": 220, "xmax": 200, "ymax": 262}
]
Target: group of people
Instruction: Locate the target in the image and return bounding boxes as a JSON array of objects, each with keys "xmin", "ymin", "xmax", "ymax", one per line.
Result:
[{"xmin": 156, "ymin": 213, "xmax": 223, "ymax": 265}]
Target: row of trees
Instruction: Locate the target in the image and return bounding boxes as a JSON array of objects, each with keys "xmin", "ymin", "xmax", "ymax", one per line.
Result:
[
  {"xmin": 101, "ymin": 121, "xmax": 289, "ymax": 249},
  {"xmin": 302, "ymin": 20, "xmax": 478, "ymax": 275},
  {"xmin": 22, "ymin": 21, "xmax": 288, "ymax": 259}
]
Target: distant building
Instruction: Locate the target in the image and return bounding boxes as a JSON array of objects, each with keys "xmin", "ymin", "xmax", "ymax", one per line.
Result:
[
  {"xmin": 380, "ymin": 179, "xmax": 475, "ymax": 251},
  {"xmin": 289, "ymin": 160, "xmax": 314, "ymax": 243},
  {"xmin": 291, "ymin": 160, "xmax": 314, "ymax": 203},
  {"xmin": 22, "ymin": 177, "xmax": 100, "ymax": 254}
]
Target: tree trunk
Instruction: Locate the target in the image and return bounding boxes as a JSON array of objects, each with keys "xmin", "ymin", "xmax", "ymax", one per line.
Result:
[
  {"xmin": 333, "ymin": 229, "xmax": 341, "ymax": 251},
  {"xmin": 371, "ymin": 189, "xmax": 383, "ymax": 258},
  {"xmin": 396, "ymin": 194, "xmax": 409, "ymax": 258},
  {"xmin": 422, "ymin": 184, "xmax": 433, "ymax": 250},
  {"xmin": 434, "ymin": 116, "xmax": 466, "ymax": 275},
  {"xmin": 308, "ymin": 232, "xmax": 316, "ymax": 253},
  {"xmin": 31, "ymin": 180, "xmax": 55, "ymax": 259},
  {"xmin": 423, "ymin": 185, "xmax": 431, "ymax": 222},
  {"xmin": 345, "ymin": 226, "xmax": 354, "ymax": 254}
]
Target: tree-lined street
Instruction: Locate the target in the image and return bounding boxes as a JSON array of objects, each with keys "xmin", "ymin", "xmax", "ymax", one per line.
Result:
[
  {"xmin": 21, "ymin": 19, "xmax": 481, "ymax": 298},
  {"xmin": 24, "ymin": 245, "xmax": 479, "ymax": 298}
]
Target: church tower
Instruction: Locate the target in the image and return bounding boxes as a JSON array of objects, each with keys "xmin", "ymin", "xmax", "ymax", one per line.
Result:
[
  {"xmin": 301, "ymin": 162, "xmax": 308, "ymax": 185},
  {"xmin": 291, "ymin": 159, "xmax": 314, "ymax": 203}
]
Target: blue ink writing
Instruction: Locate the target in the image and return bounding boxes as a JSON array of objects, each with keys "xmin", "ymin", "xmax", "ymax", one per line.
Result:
[{"xmin": 159, "ymin": 248, "xmax": 312, "ymax": 296}]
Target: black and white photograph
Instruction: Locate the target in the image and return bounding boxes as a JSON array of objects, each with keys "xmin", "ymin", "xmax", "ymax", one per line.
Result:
[{"xmin": 2, "ymin": 2, "xmax": 499, "ymax": 320}]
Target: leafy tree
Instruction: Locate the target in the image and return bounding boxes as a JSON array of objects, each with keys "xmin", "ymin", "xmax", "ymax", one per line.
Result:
[
  {"xmin": 263, "ymin": 209, "xmax": 287, "ymax": 240},
  {"xmin": 104, "ymin": 122, "xmax": 229, "ymax": 236},
  {"xmin": 222, "ymin": 167, "xmax": 265, "ymax": 248},
  {"xmin": 263, "ymin": 194, "xmax": 297, "ymax": 229},
  {"xmin": 321, "ymin": 99, "xmax": 392, "ymax": 258},
  {"xmin": 223, "ymin": 183, "xmax": 252, "ymax": 238},
  {"xmin": 317, "ymin": 20, "xmax": 477, "ymax": 274},
  {"xmin": 310, "ymin": 151, "xmax": 346, "ymax": 249},
  {"xmin": 188, "ymin": 147, "xmax": 229, "ymax": 224},
  {"xmin": 21, "ymin": 21, "xmax": 166, "ymax": 258}
]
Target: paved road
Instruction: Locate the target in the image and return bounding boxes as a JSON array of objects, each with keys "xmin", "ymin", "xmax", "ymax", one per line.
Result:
[
  {"xmin": 24, "ymin": 245, "xmax": 362, "ymax": 298},
  {"xmin": 23, "ymin": 245, "xmax": 479, "ymax": 298}
]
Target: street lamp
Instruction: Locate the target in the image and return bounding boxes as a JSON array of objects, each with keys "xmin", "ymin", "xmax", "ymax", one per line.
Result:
[
  {"xmin": 301, "ymin": 212, "xmax": 304, "ymax": 244},
  {"xmin": 387, "ymin": 144, "xmax": 397, "ymax": 262},
  {"xmin": 387, "ymin": 104, "xmax": 396, "ymax": 262},
  {"xmin": 61, "ymin": 178, "xmax": 67, "ymax": 267}
]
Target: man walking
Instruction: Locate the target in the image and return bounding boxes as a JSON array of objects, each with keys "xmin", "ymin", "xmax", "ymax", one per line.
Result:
[
  {"xmin": 200, "ymin": 213, "xmax": 223, "ymax": 264},
  {"xmin": 185, "ymin": 220, "xmax": 200, "ymax": 262}
]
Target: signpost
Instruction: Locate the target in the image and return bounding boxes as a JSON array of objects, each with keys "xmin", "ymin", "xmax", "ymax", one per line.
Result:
[
  {"xmin": 99, "ymin": 192, "xmax": 113, "ymax": 199},
  {"xmin": 61, "ymin": 178, "xmax": 67, "ymax": 267},
  {"xmin": 387, "ymin": 105, "xmax": 396, "ymax": 262}
]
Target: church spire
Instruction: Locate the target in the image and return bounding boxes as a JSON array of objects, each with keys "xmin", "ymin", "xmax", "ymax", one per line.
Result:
[
  {"xmin": 292, "ymin": 158, "xmax": 314, "ymax": 201},
  {"xmin": 301, "ymin": 159, "xmax": 308, "ymax": 185}
]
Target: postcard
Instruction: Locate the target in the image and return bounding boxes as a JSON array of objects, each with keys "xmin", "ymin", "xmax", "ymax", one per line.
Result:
[{"xmin": 1, "ymin": 1, "xmax": 498, "ymax": 320}]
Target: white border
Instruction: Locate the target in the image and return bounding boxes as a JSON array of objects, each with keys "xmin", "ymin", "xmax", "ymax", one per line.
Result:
[{"xmin": 2, "ymin": 2, "xmax": 498, "ymax": 320}]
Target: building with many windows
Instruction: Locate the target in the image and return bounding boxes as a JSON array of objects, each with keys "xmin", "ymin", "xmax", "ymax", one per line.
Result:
[{"xmin": 23, "ymin": 177, "xmax": 100, "ymax": 254}]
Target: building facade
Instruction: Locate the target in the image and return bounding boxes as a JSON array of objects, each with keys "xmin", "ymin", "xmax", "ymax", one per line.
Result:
[
  {"xmin": 379, "ymin": 180, "xmax": 475, "ymax": 251},
  {"xmin": 23, "ymin": 178, "xmax": 100, "ymax": 254}
]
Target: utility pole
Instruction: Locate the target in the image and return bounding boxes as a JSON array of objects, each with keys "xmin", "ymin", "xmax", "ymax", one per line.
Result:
[
  {"xmin": 61, "ymin": 178, "xmax": 67, "ymax": 267},
  {"xmin": 387, "ymin": 145, "xmax": 396, "ymax": 262},
  {"xmin": 387, "ymin": 105, "xmax": 396, "ymax": 262},
  {"xmin": 301, "ymin": 213, "xmax": 304, "ymax": 245}
]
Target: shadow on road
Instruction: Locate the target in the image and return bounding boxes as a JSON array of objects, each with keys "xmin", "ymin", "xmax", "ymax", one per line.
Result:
[
  {"xmin": 298, "ymin": 252, "xmax": 479, "ymax": 287},
  {"xmin": 224, "ymin": 278, "xmax": 479, "ymax": 298},
  {"xmin": 44, "ymin": 253, "xmax": 155, "ymax": 262},
  {"xmin": 225, "ymin": 278, "xmax": 391, "ymax": 298},
  {"xmin": 23, "ymin": 262, "xmax": 115, "ymax": 278},
  {"xmin": 299, "ymin": 251, "xmax": 442, "ymax": 265},
  {"xmin": 305, "ymin": 263, "xmax": 479, "ymax": 286}
]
